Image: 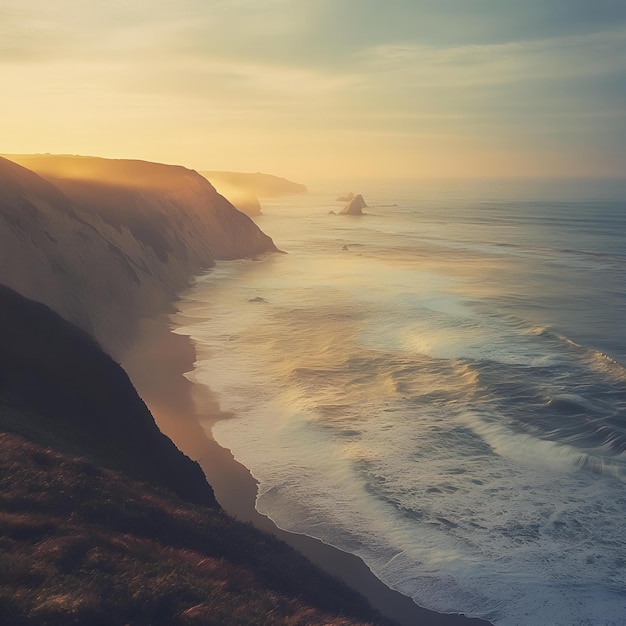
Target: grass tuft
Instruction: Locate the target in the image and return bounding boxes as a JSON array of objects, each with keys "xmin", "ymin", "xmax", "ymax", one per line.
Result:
[{"xmin": 0, "ymin": 432, "xmax": 387, "ymax": 625}]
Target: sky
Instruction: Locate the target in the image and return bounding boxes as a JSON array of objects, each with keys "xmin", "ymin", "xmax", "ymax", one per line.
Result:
[{"xmin": 1, "ymin": 0, "xmax": 625, "ymax": 182}]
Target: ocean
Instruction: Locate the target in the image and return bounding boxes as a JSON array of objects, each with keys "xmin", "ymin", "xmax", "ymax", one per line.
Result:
[{"xmin": 173, "ymin": 179, "xmax": 626, "ymax": 625}]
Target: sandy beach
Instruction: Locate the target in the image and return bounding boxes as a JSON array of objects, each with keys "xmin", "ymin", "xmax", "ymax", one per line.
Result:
[{"xmin": 123, "ymin": 316, "xmax": 490, "ymax": 626}]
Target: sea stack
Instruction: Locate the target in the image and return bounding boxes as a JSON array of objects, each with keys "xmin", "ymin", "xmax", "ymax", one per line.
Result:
[{"xmin": 339, "ymin": 194, "xmax": 367, "ymax": 215}]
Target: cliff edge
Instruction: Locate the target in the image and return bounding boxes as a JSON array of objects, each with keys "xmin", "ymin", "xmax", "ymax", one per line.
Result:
[
  {"xmin": 0, "ymin": 284, "xmax": 216, "ymax": 506},
  {"xmin": 0, "ymin": 156, "xmax": 390, "ymax": 625},
  {"xmin": 0, "ymin": 155, "xmax": 278, "ymax": 357}
]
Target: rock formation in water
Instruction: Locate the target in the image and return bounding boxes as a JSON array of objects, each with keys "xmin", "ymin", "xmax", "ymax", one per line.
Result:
[
  {"xmin": 339, "ymin": 194, "xmax": 367, "ymax": 215},
  {"xmin": 0, "ymin": 155, "xmax": 278, "ymax": 357}
]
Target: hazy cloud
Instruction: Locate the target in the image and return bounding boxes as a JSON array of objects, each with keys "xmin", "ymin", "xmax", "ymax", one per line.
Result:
[{"xmin": 1, "ymin": 0, "xmax": 624, "ymax": 178}]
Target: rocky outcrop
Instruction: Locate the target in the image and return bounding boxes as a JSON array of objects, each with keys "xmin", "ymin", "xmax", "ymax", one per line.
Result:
[
  {"xmin": 0, "ymin": 155, "xmax": 278, "ymax": 357},
  {"xmin": 339, "ymin": 194, "xmax": 367, "ymax": 215}
]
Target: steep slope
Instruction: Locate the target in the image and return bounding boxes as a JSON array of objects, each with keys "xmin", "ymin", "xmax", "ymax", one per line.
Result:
[
  {"xmin": 0, "ymin": 155, "xmax": 277, "ymax": 356},
  {"xmin": 0, "ymin": 283, "xmax": 215, "ymax": 506},
  {"xmin": 5, "ymin": 155, "xmax": 277, "ymax": 259},
  {"xmin": 0, "ymin": 432, "xmax": 385, "ymax": 626},
  {"xmin": 202, "ymin": 183, "xmax": 263, "ymax": 217},
  {"xmin": 0, "ymin": 155, "xmax": 397, "ymax": 625},
  {"xmin": 199, "ymin": 170, "xmax": 307, "ymax": 217},
  {"xmin": 0, "ymin": 285, "xmax": 385, "ymax": 625},
  {"xmin": 0, "ymin": 157, "xmax": 159, "ymax": 355}
]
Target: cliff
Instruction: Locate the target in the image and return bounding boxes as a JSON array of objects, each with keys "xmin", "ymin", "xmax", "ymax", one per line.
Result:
[
  {"xmin": 0, "ymin": 155, "xmax": 387, "ymax": 624},
  {"xmin": 0, "ymin": 155, "xmax": 278, "ymax": 357},
  {"xmin": 200, "ymin": 170, "xmax": 307, "ymax": 197},
  {"xmin": 0, "ymin": 284, "xmax": 216, "ymax": 507},
  {"xmin": 200, "ymin": 170, "xmax": 307, "ymax": 217},
  {"xmin": 0, "ymin": 431, "xmax": 384, "ymax": 626}
]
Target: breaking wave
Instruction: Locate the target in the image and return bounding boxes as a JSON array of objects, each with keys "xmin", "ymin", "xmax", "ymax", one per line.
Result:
[{"xmin": 175, "ymin": 183, "xmax": 626, "ymax": 625}]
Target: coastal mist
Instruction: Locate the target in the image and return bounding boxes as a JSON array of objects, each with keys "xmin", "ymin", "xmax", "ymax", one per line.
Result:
[{"xmin": 174, "ymin": 179, "xmax": 626, "ymax": 626}]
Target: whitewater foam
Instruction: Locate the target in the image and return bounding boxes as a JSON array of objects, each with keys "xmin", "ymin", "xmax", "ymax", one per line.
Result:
[{"xmin": 174, "ymin": 187, "xmax": 626, "ymax": 625}]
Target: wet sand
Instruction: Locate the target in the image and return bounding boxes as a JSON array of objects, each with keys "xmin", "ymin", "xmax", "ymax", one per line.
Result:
[{"xmin": 123, "ymin": 316, "xmax": 491, "ymax": 626}]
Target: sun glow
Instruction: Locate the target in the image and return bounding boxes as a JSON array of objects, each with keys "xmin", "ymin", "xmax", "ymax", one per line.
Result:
[{"xmin": 1, "ymin": 1, "xmax": 624, "ymax": 181}]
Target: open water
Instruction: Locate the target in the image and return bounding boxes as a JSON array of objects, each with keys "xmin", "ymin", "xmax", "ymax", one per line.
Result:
[{"xmin": 174, "ymin": 178, "xmax": 626, "ymax": 625}]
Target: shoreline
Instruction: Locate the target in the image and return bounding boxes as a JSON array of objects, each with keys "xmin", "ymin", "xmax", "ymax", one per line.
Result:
[{"xmin": 123, "ymin": 315, "xmax": 491, "ymax": 626}]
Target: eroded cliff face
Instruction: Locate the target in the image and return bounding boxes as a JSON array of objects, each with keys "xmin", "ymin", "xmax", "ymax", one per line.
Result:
[{"xmin": 0, "ymin": 155, "xmax": 278, "ymax": 357}]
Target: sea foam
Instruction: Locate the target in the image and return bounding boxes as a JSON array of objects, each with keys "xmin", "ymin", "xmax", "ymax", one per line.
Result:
[{"xmin": 175, "ymin": 187, "xmax": 626, "ymax": 625}]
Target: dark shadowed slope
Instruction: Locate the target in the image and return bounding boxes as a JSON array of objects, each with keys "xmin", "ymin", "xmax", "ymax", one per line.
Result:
[
  {"xmin": 0, "ymin": 432, "xmax": 386, "ymax": 626},
  {"xmin": 0, "ymin": 285, "xmax": 387, "ymax": 626},
  {"xmin": 0, "ymin": 155, "xmax": 277, "ymax": 357},
  {"xmin": 0, "ymin": 284, "xmax": 215, "ymax": 506}
]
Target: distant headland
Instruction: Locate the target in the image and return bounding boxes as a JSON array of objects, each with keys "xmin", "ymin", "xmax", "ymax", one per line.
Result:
[{"xmin": 200, "ymin": 170, "xmax": 307, "ymax": 216}]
